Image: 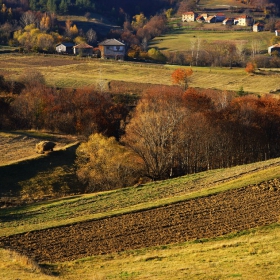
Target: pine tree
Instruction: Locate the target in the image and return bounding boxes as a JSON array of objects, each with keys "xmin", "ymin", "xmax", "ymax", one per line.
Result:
[{"xmin": 59, "ymin": 0, "xmax": 68, "ymax": 14}]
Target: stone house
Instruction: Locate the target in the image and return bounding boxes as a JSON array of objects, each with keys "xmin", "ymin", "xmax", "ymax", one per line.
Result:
[
  {"xmin": 98, "ymin": 39, "xmax": 125, "ymax": 60},
  {"xmin": 73, "ymin": 43, "xmax": 94, "ymax": 56}
]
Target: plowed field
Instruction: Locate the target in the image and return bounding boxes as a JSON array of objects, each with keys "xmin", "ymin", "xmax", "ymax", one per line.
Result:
[{"xmin": 1, "ymin": 179, "xmax": 280, "ymax": 264}]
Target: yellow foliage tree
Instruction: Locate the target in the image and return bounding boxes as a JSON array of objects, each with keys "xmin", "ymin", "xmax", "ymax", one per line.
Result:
[{"xmin": 76, "ymin": 133, "xmax": 142, "ymax": 192}]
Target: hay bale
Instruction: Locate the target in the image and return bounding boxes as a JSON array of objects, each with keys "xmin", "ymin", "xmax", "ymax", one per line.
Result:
[{"xmin": 35, "ymin": 141, "xmax": 56, "ymax": 154}]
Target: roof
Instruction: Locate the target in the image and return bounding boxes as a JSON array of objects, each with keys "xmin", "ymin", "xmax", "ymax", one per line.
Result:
[
  {"xmin": 182, "ymin": 11, "xmax": 195, "ymax": 15},
  {"xmin": 216, "ymin": 13, "xmax": 225, "ymax": 16},
  {"xmin": 254, "ymin": 22, "xmax": 264, "ymax": 26},
  {"xmin": 98, "ymin": 39, "xmax": 125, "ymax": 46},
  {"xmin": 73, "ymin": 43, "xmax": 93, "ymax": 49},
  {"xmin": 270, "ymin": 44, "xmax": 280, "ymax": 48},
  {"xmin": 237, "ymin": 14, "xmax": 251, "ymax": 19},
  {"xmin": 206, "ymin": 16, "xmax": 215, "ymax": 21},
  {"xmin": 57, "ymin": 42, "xmax": 74, "ymax": 47}
]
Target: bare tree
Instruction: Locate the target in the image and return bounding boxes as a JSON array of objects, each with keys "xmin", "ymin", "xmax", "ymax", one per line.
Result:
[
  {"xmin": 20, "ymin": 11, "xmax": 38, "ymax": 27},
  {"xmin": 86, "ymin": 28, "xmax": 97, "ymax": 45}
]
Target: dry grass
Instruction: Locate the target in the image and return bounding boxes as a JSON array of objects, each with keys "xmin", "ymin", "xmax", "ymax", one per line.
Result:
[
  {"xmin": 56, "ymin": 223, "xmax": 279, "ymax": 279},
  {"xmin": 0, "ymin": 249, "xmax": 55, "ymax": 280},
  {"xmin": 1, "ymin": 54, "xmax": 280, "ymax": 94}
]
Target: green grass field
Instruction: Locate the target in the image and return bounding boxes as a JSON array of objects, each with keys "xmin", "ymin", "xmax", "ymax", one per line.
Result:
[{"xmin": 151, "ymin": 29, "xmax": 273, "ymax": 53}]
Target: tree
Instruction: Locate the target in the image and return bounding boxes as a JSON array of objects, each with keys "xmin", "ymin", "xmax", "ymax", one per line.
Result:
[
  {"xmin": 245, "ymin": 61, "xmax": 256, "ymax": 74},
  {"xmin": 86, "ymin": 28, "xmax": 96, "ymax": 44},
  {"xmin": 122, "ymin": 86, "xmax": 187, "ymax": 180},
  {"xmin": 171, "ymin": 68, "xmax": 193, "ymax": 90},
  {"xmin": 76, "ymin": 133, "xmax": 142, "ymax": 192}
]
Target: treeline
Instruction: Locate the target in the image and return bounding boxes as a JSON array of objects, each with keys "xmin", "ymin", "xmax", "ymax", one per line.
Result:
[
  {"xmin": 74, "ymin": 85, "xmax": 280, "ymax": 192},
  {"xmin": 2, "ymin": 0, "xmax": 178, "ymax": 16},
  {"xmin": 121, "ymin": 86, "xmax": 280, "ymax": 181},
  {"xmin": 2, "ymin": 74, "xmax": 280, "ymax": 190},
  {"xmin": 0, "ymin": 74, "xmax": 129, "ymax": 139}
]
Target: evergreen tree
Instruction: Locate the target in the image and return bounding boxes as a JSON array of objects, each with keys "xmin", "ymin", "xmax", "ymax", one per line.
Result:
[{"xmin": 59, "ymin": 0, "xmax": 68, "ymax": 14}]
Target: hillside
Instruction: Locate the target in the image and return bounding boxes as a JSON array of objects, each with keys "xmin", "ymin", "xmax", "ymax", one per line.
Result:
[
  {"xmin": 1, "ymin": 54, "xmax": 280, "ymax": 94},
  {"xmin": 1, "ymin": 157, "xmax": 280, "ymax": 261}
]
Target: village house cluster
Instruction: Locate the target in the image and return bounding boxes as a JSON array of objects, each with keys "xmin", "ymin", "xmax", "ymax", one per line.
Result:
[
  {"xmin": 55, "ymin": 38, "xmax": 126, "ymax": 59},
  {"xmin": 182, "ymin": 11, "xmax": 280, "ymax": 55},
  {"xmin": 182, "ymin": 11, "xmax": 256, "ymax": 27}
]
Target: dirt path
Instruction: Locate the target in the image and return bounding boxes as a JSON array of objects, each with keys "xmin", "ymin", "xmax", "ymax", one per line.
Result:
[{"xmin": 0, "ymin": 179, "xmax": 279, "ymax": 263}]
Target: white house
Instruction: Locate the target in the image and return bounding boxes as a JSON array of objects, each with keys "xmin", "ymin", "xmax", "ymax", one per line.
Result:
[
  {"xmin": 182, "ymin": 11, "xmax": 198, "ymax": 22},
  {"xmin": 275, "ymin": 30, "xmax": 280, "ymax": 36},
  {"xmin": 234, "ymin": 15, "xmax": 253, "ymax": 26},
  {"xmin": 268, "ymin": 43, "xmax": 280, "ymax": 55}
]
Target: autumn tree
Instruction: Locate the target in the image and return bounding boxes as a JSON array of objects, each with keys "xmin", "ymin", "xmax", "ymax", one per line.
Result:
[
  {"xmin": 245, "ymin": 61, "xmax": 256, "ymax": 74},
  {"xmin": 76, "ymin": 133, "xmax": 142, "ymax": 192},
  {"xmin": 171, "ymin": 68, "xmax": 193, "ymax": 90},
  {"xmin": 122, "ymin": 86, "xmax": 187, "ymax": 180}
]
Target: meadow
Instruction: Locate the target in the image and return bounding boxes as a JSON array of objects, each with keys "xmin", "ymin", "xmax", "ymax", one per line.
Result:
[
  {"xmin": 1, "ymin": 54, "xmax": 280, "ymax": 94},
  {"xmin": 151, "ymin": 29, "xmax": 273, "ymax": 53}
]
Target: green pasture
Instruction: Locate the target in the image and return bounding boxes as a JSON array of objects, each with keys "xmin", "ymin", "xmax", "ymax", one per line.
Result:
[
  {"xmin": 1, "ymin": 157, "xmax": 280, "ymax": 237},
  {"xmin": 1, "ymin": 54, "xmax": 280, "ymax": 94},
  {"xmin": 198, "ymin": 0, "xmax": 249, "ymax": 8},
  {"xmin": 151, "ymin": 29, "xmax": 273, "ymax": 52}
]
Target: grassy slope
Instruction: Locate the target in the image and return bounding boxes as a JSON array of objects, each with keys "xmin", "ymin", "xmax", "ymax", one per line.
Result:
[
  {"xmin": 1, "ymin": 157, "xmax": 280, "ymax": 238},
  {"xmin": 1, "ymin": 155, "xmax": 280, "ymax": 279},
  {"xmin": 1, "ymin": 54, "xmax": 280, "ymax": 94}
]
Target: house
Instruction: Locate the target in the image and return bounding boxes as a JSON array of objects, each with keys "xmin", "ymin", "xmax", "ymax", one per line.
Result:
[
  {"xmin": 205, "ymin": 16, "xmax": 216, "ymax": 23},
  {"xmin": 182, "ymin": 11, "xmax": 198, "ymax": 22},
  {"xmin": 73, "ymin": 42, "xmax": 94, "ymax": 56},
  {"xmin": 98, "ymin": 39, "xmax": 125, "ymax": 60},
  {"xmin": 56, "ymin": 42, "xmax": 74, "ymax": 54},
  {"xmin": 223, "ymin": 18, "xmax": 234, "ymax": 25},
  {"xmin": 268, "ymin": 43, "xmax": 280, "ymax": 55},
  {"xmin": 275, "ymin": 30, "xmax": 280, "ymax": 36},
  {"xmin": 196, "ymin": 15, "xmax": 204, "ymax": 23},
  {"xmin": 253, "ymin": 22, "xmax": 264, "ymax": 32},
  {"xmin": 234, "ymin": 15, "xmax": 253, "ymax": 26},
  {"xmin": 215, "ymin": 13, "xmax": 226, "ymax": 22}
]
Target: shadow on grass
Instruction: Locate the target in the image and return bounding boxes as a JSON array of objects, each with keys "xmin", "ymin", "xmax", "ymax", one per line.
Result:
[{"xmin": 0, "ymin": 143, "xmax": 80, "ymax": 197}]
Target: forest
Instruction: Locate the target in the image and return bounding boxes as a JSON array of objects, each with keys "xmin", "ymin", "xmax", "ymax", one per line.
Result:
[{"xmin": 1, "ymin": 71, "xmax": 280, "ymax": 192}]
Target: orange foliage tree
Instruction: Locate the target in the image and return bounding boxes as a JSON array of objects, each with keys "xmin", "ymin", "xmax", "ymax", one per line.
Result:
[
  {"xmin": 245, "ymin": 62, "xmax": 256, "ymax": 74},
  {"xmin": 171, "ymin": 68, "xmax": 193, "ymax": 90}
]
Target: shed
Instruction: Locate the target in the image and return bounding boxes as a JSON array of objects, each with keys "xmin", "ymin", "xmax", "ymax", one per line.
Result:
[
  {"xmin": 98, "ymin": 39, "xmax": 125, "ymax": 60},
  {"xmin": 73, "ymin": 43, "xmax": 94, "ymax": 56},
  {"xmin": 56, "ymin": 42, "xmax": 74, "ymax": 54},
  {"xmin": 253, "ymin": 22, "xmax": 264, "ymax": 32},
  {"xmin": 268, "ymin": 44, "xmax": 280, "ymax": 55},
  {"xmin": 275, "ymin": 30, "xmax": 280, "ymax": 36}
]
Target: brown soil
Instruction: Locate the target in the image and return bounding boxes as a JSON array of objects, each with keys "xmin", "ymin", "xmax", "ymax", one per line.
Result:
[{"xmin": 0, "ymin": 179, "xmax": 279, "ymax": 264}]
